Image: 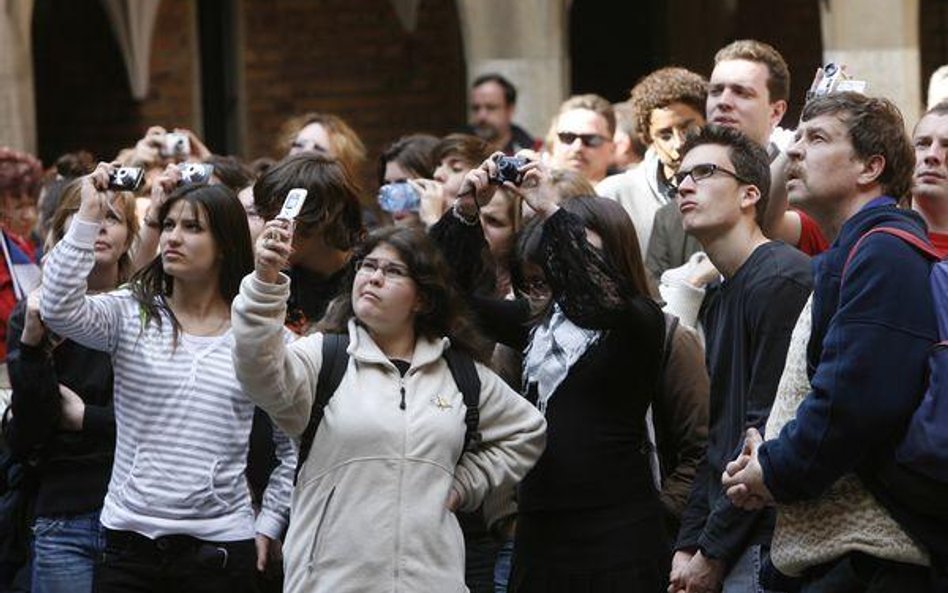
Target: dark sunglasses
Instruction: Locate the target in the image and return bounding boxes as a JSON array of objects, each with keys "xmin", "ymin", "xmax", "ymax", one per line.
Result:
[
  {"xmin": 671, "ymin": 163, "xmax": 752, "ymax": 189},
  {"xmin": 556, "ymin": 131, "xmax": 608, "ymax": 148}
]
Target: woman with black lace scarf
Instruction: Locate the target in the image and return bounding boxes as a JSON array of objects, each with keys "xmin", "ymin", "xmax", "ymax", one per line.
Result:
[{"xmin": 430, "ymin": 155, "xmax": 669, "ymax": 592}]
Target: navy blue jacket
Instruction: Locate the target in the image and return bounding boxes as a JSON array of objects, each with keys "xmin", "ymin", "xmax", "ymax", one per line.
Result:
[
  {"xmin": 759, "ymin": 199, "xmax": 947, "ymax": 560},
  {"xmin": 760, "ymin": 199, "xmax": 934, "ymax": 496}
]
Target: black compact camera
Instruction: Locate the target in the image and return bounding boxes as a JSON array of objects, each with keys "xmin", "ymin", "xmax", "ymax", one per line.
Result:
[
  {"xmin": 491, "ymin": 155, "xmax": 528, "ymax": 186},
  {"xmin": 177, "ymin": 163, "xmax": 214, "ymax": 186},
  {"xmin": 107, "ymin": 167, "xmax": 144, "ymax": 191}
]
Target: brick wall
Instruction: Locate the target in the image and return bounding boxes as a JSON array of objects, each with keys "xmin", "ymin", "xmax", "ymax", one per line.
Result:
[
  {"xmin": 32, "ymin": 0, "xmax": 196, "ymax": 166},
  {"xmin": 240, "ymin": 0, "xmax": 466, "ymax": 188}
]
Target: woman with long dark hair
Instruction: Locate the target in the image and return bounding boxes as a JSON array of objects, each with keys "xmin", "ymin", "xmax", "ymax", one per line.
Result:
[
  {"xmin": 39, "ymin": 164, "xmax": 294, "ymax": 593},
  {"xmin": 231, "ymin": 222, "xmax": 546, "ymax": 593},
  {"xmin": 440, "ymin": 155, "xmax": 670, "ymax": 591}
]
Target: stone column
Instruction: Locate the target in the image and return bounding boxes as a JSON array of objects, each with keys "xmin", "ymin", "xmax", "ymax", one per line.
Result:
[
  {"xmin": 455, "ymin": 0, "xmax": 570, "ymax": 141},
  {"xmin": 819, "ymin": 0, "xmax": 921, "ymax": 124},
  {"xmin": 0, "ymin": 0, "xmax": 37, "ymax": 153}
]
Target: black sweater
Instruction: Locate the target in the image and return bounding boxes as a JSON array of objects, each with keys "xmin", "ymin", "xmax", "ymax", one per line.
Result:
[
  {"xmin": 433, "ymin": 208, "xmax": 666, "ymax": 512},
  {"xmin": 677, "ymin": 241, "xmax": 812, "ymax": 563},
  {"xmin": 5, "ymin": 299, "xmax": 115, "ymax": 516}
]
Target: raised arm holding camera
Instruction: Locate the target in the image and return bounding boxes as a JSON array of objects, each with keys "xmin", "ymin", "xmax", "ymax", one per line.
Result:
[{"xmin": 39, "ymin": 163, "xmax": 295, "ymax": 593}]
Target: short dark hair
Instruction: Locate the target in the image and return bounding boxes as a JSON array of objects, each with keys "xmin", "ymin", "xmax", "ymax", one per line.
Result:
[
  {"xmin": 205, "ymin": 154, "xmax": 254, "ymax": 192},
  {"xmin": 921, "ymin": 99, "xmax": 948, "ymax": 120},
  {"xmin": 680, "ymin": 124, "xmax": 772, "ymax": 225},
  {"xmin": 714, "ymin": 39, "xmax": 790, "ymax": 103},
  {"xmin": 433, "ymin": 134, "xmax": 492, "ymax": 169},
  {"xmin": 629, "ymin": 67, "xmax": 708, "ymax": 145},
  {"xmin": 377, "ymin": 134, "xmax": 439, "ymax": 186},
  {"xmin": 473, "ymin": 73, "xmax": 517, "ymax": 106},
  {"xmin": 801, "ymin": 93, "xmax": 914, "ymax": 199},
  {"xmin": 253, "ymin": 152, "xmax": 364, "ymax": 251}
]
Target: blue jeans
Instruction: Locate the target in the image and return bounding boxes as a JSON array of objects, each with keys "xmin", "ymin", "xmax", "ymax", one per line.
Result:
[
  {"xmin": 723, "ymin": 545, "xmax": 774, "ymax": 593},
  {"xmin": 31, "ymin": 510, "xmax": 105, "ymax": 593},
  {"xmin": 494, "ymin": 538, "xmax": 514, "ymax": 593}
]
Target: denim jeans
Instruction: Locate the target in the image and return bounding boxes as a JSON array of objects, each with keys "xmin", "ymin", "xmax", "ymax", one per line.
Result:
[
  {"xmin": 723, "ymin": 545, "xmax": 775, "ymax": 593},
  {"xmin": 494, "ymin": 538, "xmax": 514, "ymax": 593},
  {"xmin": 31, "ymin": 510, "xmax": 105, "ymax": 593}
]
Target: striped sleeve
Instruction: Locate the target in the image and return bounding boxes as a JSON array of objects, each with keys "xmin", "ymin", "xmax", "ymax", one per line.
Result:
[{"xmin": 40, "ymin": 218, "xmax": 124, "ymax": 353}]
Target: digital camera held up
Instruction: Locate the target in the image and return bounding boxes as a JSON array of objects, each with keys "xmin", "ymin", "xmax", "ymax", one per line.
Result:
[
  {"xmin": 807, "ymin": 63, "xmax": 868, "ymax": 101},
  {"xmin": 490, "ymin": 155, "xmax": 528, "ymax": 186},
  {"xmin": 377, "ymin": 182, "xmax": 421, "ymax": 213},
  {"xmin": 177, "ymin": 163, "xmax": 214, "ymax": 186},
  {"xmin": 162, "ymin": 133, "xmax": 191, "ymax": 158},
  {"xmin": 107, "ymin": 167, "xmax": 144, "ymax": 192}
]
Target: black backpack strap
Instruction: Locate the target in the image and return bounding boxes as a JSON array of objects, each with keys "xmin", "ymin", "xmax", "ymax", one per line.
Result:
[
  {"xmin": 443, "ymin": 348, "xmax": 482, "ymax": 455},
  {"xmin": 294, "ymin": 333, "xmax": 350, "ymax": 484}
]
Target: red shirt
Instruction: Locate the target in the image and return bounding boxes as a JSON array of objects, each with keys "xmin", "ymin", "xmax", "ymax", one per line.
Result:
[
  {"xmin": 0, "ymin": 232, "xmax": 37, "ymax": 360},
  {"xmin": 929, "ymin": 231, "xmax": 948, "ymax": 258},
  {"xmin": 795, "ymin": 209, "xmax": 829, "ymax": 256}
]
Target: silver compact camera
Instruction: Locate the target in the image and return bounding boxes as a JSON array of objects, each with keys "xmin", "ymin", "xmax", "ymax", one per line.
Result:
[
  {"xmin": 107, "ymin": 167, "xmax": 144, "ymax": 191},
  {"xmin": 162, "ymin": 133, "xmax": 191, "ymax": 158},
  {"xmin": 177, "ymin": 163, "xmax": 214, "ymax": 186}
]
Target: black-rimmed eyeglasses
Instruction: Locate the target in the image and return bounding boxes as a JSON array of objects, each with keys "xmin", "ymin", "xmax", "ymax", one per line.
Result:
[{"xmin": 671, "ymin": 163, "xmax": 752, "ymax": 189}]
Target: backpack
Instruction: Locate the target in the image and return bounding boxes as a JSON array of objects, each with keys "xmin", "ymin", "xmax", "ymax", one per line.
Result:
[
  {"xmin": 294, "ymin": 333, "xmax": 482, "ymax": 483},
  {"xmin": 843, "ymin": 226, "xmax": 948, "ymax": 482},
  {"xmin": 0, "ymin": 410, "xmax": 38, "ymax": 591}
]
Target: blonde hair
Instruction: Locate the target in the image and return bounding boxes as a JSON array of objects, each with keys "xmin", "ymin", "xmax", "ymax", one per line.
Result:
[
  {"xmin": 48, "ymin": 179, "xmax": 139, "ymax": 283},
  {"xmin": 279, "ymin": 112, "xmax": 367, "ymax": 176}
]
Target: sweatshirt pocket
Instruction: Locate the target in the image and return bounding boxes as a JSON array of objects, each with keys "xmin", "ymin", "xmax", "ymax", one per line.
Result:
[
  {"xmin": 306, "ymin": 485, "xmax": 336, "ymax": 572},
  {"xmin": 116, "ymin": 444, "xmax": 231, "ymax": 519}
]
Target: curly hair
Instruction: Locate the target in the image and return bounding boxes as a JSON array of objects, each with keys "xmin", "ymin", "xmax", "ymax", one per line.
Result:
[
  {"xmin": 0, "ymin": 148, "xmax": 43, "ymax": 199},
  {"xmin": 630, "ymin": 67, "xmax": 708, "ymax": 145}
]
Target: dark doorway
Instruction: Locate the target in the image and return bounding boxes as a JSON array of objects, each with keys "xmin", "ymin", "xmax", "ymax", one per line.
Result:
[
  {"xmin": 196, "ymin": 0, "xmax": 241, "ymax": 155},
  {"xmin": 32, "ymin": 0, "xmax": 140, "ymax": 165},
  {"xmin": 569, "ymin": 0, "xmax": 668, "ymax": 102}
]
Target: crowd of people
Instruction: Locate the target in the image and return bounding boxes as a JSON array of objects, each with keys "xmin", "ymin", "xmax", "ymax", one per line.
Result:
[{"xmin": 2, "ymin": 36, "xmax": 948, "ymax": 593}]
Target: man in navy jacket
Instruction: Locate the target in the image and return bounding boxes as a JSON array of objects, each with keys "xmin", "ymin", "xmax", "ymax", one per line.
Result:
[{"xmin": 724, "ymin": 93, "xmax": 947, "ymax": 590}]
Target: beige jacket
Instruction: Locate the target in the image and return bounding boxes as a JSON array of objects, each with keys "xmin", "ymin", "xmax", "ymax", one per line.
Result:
[{"xmin": 231, "ymin": 273, "xmax": 547, "ymax": 593}]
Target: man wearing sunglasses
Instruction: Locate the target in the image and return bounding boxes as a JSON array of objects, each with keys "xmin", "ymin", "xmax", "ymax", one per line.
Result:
[
  {"xmin": 549, "ymin": 94, "xmax": 615, "ymax": 184},
  {"xmin": 669, "ymin": 125, "xmax": 812, "ymax": 593}
]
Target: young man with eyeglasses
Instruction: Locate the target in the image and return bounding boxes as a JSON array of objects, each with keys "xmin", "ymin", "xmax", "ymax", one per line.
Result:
[
  {"xmin": 597, "ymin": 67, "xmax": 707, "ymax": 258},
  {"xmin": 549, "ymin": 94, "xmax": 615, "ymax": 184},
  {"xmin": 668, "ymin": 125, "xmax": 811, "ymax": 593}
]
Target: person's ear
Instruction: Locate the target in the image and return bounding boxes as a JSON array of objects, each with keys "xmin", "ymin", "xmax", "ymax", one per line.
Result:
[
  {"xmin": 741, "ymin": 184, "xmax": 762, "ymax": 212},
  {"xmin": 857, "ymin": 154, "xmax": 886, "ymax": 187}
]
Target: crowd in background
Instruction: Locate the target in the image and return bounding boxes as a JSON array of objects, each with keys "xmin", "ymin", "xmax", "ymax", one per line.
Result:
[{"xmin": 2, "ymin": 36, "xmax": 948, "ymax": 593}]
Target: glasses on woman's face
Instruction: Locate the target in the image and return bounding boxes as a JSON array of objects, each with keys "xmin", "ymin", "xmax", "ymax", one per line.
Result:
[
  {"xmin": 355, "ymin": 257, "xmax": 412, "ymax": 283},
  {"xmin": 670, "ymin": 163, "xmax": 752, "ymax": 189}
]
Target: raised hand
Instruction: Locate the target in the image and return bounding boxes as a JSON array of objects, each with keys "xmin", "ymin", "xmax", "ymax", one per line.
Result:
[
  {"xmin": 77, "ymin": 162, "xmax": 115, "ymax": 223},
  {"xmin": 254, "ymin": 219, "xmax": 293, "ymax": 284}
]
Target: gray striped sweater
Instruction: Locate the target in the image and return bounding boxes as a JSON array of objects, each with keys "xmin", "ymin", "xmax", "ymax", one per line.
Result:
[{"xmin": 40, "ymin": 218, "xmax": 294, "ymax": 541}]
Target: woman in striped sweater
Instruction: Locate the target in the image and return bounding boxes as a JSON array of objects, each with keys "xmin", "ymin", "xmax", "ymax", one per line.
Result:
[{"xmin": 40, "ymin": 163, "xmax": 294, "ymax": 593}]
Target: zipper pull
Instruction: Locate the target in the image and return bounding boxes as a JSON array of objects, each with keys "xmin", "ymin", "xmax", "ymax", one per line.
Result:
[{"xmin": 399, "ymin": 383, "xmax": 406, "ymax": 410}]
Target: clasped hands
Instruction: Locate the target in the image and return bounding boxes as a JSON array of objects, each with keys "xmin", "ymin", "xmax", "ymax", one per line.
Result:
[{"xmin": 721, "ymin": 427, "xmax": 774, "ymax": 511}]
